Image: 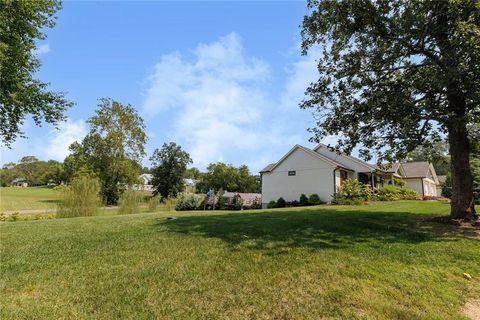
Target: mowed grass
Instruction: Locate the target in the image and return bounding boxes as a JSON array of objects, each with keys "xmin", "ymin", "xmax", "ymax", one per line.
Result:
[
  {"xmin": 0, "ymin": 187, "xmax": 62, "ymax": 211},
  {"xmin": 1, "ymin": 201, "xmax": 479, "ymax": 319}
]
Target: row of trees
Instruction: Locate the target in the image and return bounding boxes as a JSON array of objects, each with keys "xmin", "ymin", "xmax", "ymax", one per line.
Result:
[
  {"xmin": 0, "ymin": 98, "xmax": 260, "ymax": 205},
  {"xmin": 0, "ymin": 156, "xmax": 65, "ymax": 187}
]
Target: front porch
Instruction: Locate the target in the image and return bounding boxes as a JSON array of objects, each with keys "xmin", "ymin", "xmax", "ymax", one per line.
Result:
[{"xmin": 358, "ymin": 171, "xmax": 401, "ymax": 191}]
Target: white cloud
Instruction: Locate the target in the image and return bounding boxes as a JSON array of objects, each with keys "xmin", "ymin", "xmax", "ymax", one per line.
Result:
[
  {"xmin": 142, "ymin": 33, "xmax": 324, "ymax": 171},
  {"xmin": 35, "ymin": 44, "xmax": 51, "ymax": 55},
  {"xmin": 143, "ymin": 33, "xmax": 275, "ymax": 169},
  {"xmin": 45, "ymin": 119, "xmax": 87, "ymax": 161}
]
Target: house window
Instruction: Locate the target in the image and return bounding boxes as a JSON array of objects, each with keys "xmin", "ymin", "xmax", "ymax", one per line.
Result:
[
  {"xmin": 288, "ymin": 170, "xmax": 296, "ymax": 176},
  {"xmin": 358, "ymin": 173, "xmax": 369, "ymax": 184}
]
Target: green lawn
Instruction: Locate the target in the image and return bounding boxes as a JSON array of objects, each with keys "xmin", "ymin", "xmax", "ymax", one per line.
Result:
[
  {"xmin": 1, "ymin": 201, "xmax": 478, "ymax": 319},
  {"xmin": 0, "ymin": 187, "xmax": 62, "ymax": 211}
]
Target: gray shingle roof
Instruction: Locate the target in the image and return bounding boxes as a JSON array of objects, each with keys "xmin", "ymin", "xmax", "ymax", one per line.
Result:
[
  {"xmin": 260, "ymin": 163, "xmax": 275, "ymax": 173},
  {"xmin": 375, "ymin": 163, "xmax": 401, "ymax": 173},
  {"xmin": 402, "ymin": 161, "xmax": 431, "ymax": 178}
]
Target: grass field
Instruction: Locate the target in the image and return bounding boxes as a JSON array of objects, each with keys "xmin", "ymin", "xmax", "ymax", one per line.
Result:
[
  {"xmin": 1, "ymin": 201, "xmax": 479, "ymax": 319},
  {"xmin": 0, "ymin": 187, "xmax": 62, "ymax": 211},
  {"xmin": 0, "ymin": 187, "xmax": 156, "ymax": 213}
]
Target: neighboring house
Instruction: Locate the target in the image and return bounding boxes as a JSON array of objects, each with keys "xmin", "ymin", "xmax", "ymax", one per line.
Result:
[
  {"xmin": 436, "ymin": 175, "xmax": 447, "ymax": 196},
  {"xmin": 221, "ymin": 191, "xmax": 261, "ymax": 207},
  {"xmin": 401, "ymin": 162, "xmax": 440, "ymax": 197},
  {"xmin": 133, "ymin": 173, "xmax": 154, "ymax": 192},
  {"xmin": 10, "ymin": 178, "xmax": 29, "ymax": 187},
  {"xmin": 184, "ymin": 178, "xmax": 196, "ymax": 187},
  {"xmin": 260, "ymin": 144, "xmax": 440, "ymax": 208}
]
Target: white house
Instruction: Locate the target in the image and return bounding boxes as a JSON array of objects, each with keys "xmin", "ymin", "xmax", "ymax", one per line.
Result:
[
  {"xmin": 10, "ymin": 178, "xmax": 29, "ymax": 187},
  {"xmin": 133, "ymin": 173, "xmax": 154, "ymax": 192},
  {"xmin": 401, "ymin": 162, "xmax": 439, "ymax": 197},
  {"xmin": 260, "ymin": 144, "xmax": 440, "ymax": 208}
]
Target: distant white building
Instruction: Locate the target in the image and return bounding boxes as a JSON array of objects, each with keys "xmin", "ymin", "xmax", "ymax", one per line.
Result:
[
  {"xmin": 184, "ymin": 178, "xmax": 196, "ymax": 187},
  {"xmin": 10, "ymin": 178, "xmax": 29, "ymax": 187},
  {"xmin": 133, "ymin": 173, "xmax": 154, "ymax": 192}
]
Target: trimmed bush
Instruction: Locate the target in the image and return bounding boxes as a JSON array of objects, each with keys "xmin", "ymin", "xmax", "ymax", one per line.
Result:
[
  {"xmin": 299, "ymin": 194, "xmax": 309, "ymax": 206},
  {"xmin": 267, "ymin": 200, "xmax": 277, "ymax": 208},
  {"xmin": 57, "ymin": 175, "xmax": 101, "ymax": 218},
  {"xmin": 118, "ymin": 189, "xmax": 143, "ymax": 215},
  {"xmin": 231, "ymin": 194, "xmax": 242, "ymax": 210},
  {"xmin": 308, "ymin": 194, "xmax": 321, "ymax": 205},
  {"xmin": 276, "ymin": 197, "xmax": 286, "ymax": 208},
  {"xmin": 377, "ymin": 186, "xmax": 420, "ymax": 201},
  {"xmin": 332, "ymin": 179, "xmax": 372, "ymax": 205},
  {"xmin": 394, "ymin": 178, "xmax": 406, "ymax": 187}
]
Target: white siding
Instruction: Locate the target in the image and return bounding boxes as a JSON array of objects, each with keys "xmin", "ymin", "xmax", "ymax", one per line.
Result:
[
  {"xmin": 423, "ymin": 178, "xmax": 438, "ymax": 196},
  {"xmin": 436, "ymin": 185, "xmax": 443, "ymax": 197},
  {"xmin": 261, "ymin": 148, "xmax": 336, "ymax": 206},
  {"xmin": 405, "ymin": 178, "xmax": 438, "ymax": 196},
  {"xmin": 404, "ymin": 178, "xmax": 424, "ymax": 196}
]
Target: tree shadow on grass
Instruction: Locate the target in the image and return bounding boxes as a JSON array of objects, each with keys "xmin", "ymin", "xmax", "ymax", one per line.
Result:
[
  {"xmin": 159, "ymin": 207, "xmax": 466, "ymax": 253},
  {"xmin": 39, "ymin": 199, "xmax": 61, "ymax": 205}
]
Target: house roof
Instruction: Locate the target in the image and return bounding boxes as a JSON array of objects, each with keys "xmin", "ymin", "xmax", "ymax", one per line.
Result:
[
  {"xmin": 260, "ymin": 144, "xmax": 353, "ymax": 174},
  {"xmin": 401, "ymin": 161, "xmax": 432, "ymax": 178},
  {"xmin": 222, "ymin": 191, "xmax": 261, "ymax": 200},
  {"xmin": 11, "ymin": 178, "xmax": 28, "ymax": 183},
  {"xmin": 313, "ymin": 143, "xmax": 376, "ymax": 171},
  {"xmin": 375, "ymin": 163, "xmax": 401, "ymax": 173},
  {"xmin": 437, "ymin": 175, "xmax": 447, "ymax": 185},
  {"xmin": 260, "ymin": 163, "xmax": 275, "ymax": 173}
]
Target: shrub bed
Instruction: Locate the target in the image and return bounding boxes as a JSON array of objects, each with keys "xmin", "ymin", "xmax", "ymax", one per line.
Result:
[
  {"xmin": 377, "ymin": 186, "xmax": 421, "ymax": 201},
  {"xmin": 332, "ymin": 179, "xmax": 372, "ymax": 205}
]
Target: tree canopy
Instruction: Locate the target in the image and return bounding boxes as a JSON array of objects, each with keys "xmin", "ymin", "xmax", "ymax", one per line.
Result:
[
  {"xmin": 66, "ymin": 99, "xmax": 147, "ymax": 204},
  {"xmin": 150, "ymin": 142, "xmax": 192, "ymax": 199},
  {"xmin": 196, "ymin": 162, "xmax": 260, "ymax": 194},
  {"xmin": 0, "ymin": 0, "xmax": 73, "ymax": 146},
  {"xmin": 301, "ymin": 0, "xmax": 479, "ymax": 220},
  {"xmin": 0, "ymin": 157, "xmax": 65, "ymax": 186}
]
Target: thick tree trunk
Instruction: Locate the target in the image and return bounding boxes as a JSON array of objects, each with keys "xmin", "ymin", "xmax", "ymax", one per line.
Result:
[{"xmin": 447, "ymin": 108, "xmax": 477, "ymax": 221}]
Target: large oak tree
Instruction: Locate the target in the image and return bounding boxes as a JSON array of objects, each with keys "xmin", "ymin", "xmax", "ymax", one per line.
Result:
[{"xmin": 301, "ymin": 0, "xmax": 479, "ymax": 220}]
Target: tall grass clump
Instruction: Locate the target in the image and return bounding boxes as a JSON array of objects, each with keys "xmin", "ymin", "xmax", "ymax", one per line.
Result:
[
  {"xmin": 161, "ymin": 197, "xmax": 178, "ymax": 212},
  {"xmin": 57, "ymin": 176, "xmax": 101, "ymax": 218},
  {"xmin": 118, "ymin": 189, "xmax": 143, "ymax": 215},
  {"xmin": 147, "ymin": 196, "xmax": 161, "ymax": 212}
]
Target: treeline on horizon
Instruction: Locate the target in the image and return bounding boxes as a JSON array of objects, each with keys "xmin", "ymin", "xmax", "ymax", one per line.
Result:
[{"xmin": 0, "ymin": 98, "xmax": 260, "ymax": 206}]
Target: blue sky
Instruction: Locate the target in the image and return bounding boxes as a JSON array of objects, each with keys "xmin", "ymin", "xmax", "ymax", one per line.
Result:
[{"xmin": 1, "ymin": 1, "xmax": 330, "ymax": 172}]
